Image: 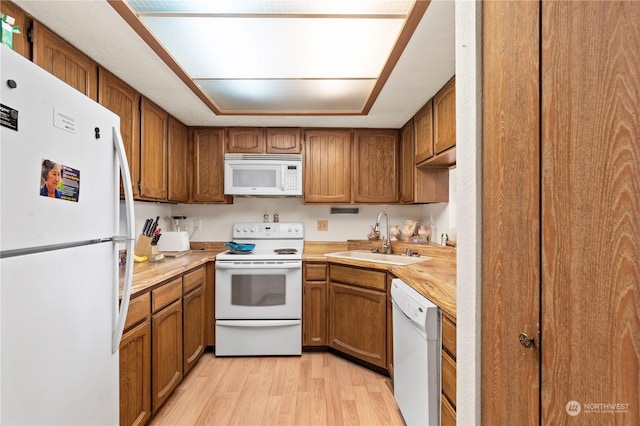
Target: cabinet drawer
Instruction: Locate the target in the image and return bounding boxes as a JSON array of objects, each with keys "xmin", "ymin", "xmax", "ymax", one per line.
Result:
[
  {"xmin": 330, "ymin": 264, "xmax": 386, "ymax": 291},
  {"xmin": 441, "ymin": 394, "xmax": 456, "ymax": 426},
  {"xmin": 442, "ymin": 314, "xmax": 456, "ymax": 359},
  {"xmin": 442, "ymin": 349, "xmax": 456, "ymax": 407},
  {"xmin": 152, "ymin": 277, "xmax": 182, "ymax": 313},
  {"xmin": 305, "ymin": 263, "xmax": 327, "ymax": 281},
  {"xmin": 183, "ymin": 267, "xmax": 205, "ymax": 294},
  {"xmin": 124, "ymin": 292, "xmax": 150, "ymax": 331}
]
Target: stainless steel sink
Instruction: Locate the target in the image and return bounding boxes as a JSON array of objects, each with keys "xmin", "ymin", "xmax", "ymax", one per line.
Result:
[{"xmin": 325, "ymin": 250, "xmax": 430, "ymax": 266}]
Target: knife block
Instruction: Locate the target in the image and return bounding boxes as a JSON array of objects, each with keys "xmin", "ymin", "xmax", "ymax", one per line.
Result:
[{"xmin": 134, "ymin": 234, "xmax": 152, "ymax": 257}]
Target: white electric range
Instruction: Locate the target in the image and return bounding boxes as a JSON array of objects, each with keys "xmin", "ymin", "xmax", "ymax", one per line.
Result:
[{"xmin": 215, "ymin": 222, "xmax": 304, "ymax": 356}]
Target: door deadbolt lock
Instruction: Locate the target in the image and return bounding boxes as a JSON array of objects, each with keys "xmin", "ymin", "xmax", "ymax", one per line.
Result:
[{"xmin": 519, "ymin": 333, "xmax": 534, "ymax": 348}]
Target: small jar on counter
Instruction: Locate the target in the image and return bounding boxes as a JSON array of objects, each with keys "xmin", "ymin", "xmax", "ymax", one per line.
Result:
[{"xmin": 440, "ymin": 233, "xmax": 448, "ymax": 246}]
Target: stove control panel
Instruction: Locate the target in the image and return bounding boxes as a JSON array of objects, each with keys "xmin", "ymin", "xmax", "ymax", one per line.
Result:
[{"xmin": 232, "ymin": 222, "xmax": 304, "ymax": 239}]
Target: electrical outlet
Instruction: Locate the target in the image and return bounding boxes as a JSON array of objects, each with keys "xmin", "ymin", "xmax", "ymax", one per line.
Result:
[
  {"xmin": 317, "ymin": 220, "xmax": 328, "ymax": 231},
  {"xmin": 194, "ymin": 218, "xmax": 201, "ymax": 231}
]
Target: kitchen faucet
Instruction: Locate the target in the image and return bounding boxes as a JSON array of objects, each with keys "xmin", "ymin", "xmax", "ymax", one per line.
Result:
[{"xmin": 374, "ymin": 211, "xmax": 392, "ymax": 254}]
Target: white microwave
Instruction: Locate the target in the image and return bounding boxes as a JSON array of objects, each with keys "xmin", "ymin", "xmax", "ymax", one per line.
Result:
[{"xmin": 224, "ymin": 153, "xmax": 303, "ymax": 196}]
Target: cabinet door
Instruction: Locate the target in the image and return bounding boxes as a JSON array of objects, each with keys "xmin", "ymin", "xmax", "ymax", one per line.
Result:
[
  {"xmin": 98, "ymin": 68, "xmax": 141, "ymax": 199},
  {"xmin": 353, "ymin": 130, "xmax": 399, "ymax": 203},
  {"xmin": 399, "ymin": 120, "xmax": 415, "ymax": 203},
  {"xmin": 414, "ymin": 100, "xmax": 434, "ymax": 164},
  {"xmin": 167, "ymin": 117, "xmax": 189, "ymax": 202},
  {"xmin": 32, "ymin": 22, "xmax": 98, "ymax": 101},
  {"xmin": 433, "ymin": 77, "xmax": 456, "ymax": 155},
  {"xmin": 120, "ymin": 320, "xmax": 151, "ymax": 426},
  {"xmin": 303, "ymin": 281, "xmax": 327, "ymax": 346},
  {"xmin": 192, "ymin": 128, "xmax": 230, "ymax": 203},
  {"xmin": 226, "ymin": 128, "xmax": 265, "ymax": 153},
  {"xmin": 0, "ymin": 1, "xmax": 32, "ymax": 59},
  {"xmin": 329, "ymin": 282, "xmax": 386, "ymax": 368},
  {"xmin": 140, "ymin": 98, "xmax": 168, "ymax": 200},
  {"xmin": 152, "ymin": 299, "xmax": 182, "ymax": 413},
  {"xmin": 266, "ymin": 128, "xmax": 302, "ymax": 153},
  {"xmin": 183, "ymin": 272, "xmax": 205, "ymax": 374},
  {"xmin": 303, "ymin": 129, "xmax": 352, "ymax": 203}
]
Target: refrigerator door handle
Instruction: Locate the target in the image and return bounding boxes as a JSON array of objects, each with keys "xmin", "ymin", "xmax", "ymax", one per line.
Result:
[{"xmin": 111, "ymin": 126, "xmax": 135, "ymax": 354}]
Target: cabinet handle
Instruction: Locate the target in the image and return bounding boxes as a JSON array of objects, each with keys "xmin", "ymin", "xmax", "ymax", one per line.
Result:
[{"xmin": 519, "ymin": 333, "xmax": 534, "ymax": 348}]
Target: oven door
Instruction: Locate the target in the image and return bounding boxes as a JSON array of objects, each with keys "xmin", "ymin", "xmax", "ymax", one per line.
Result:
[{"xmin": 215, "ymin": 261, "xmax": 302, "ymax": 319}]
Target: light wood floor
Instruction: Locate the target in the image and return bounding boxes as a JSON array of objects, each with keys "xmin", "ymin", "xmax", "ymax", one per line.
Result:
[{"xmin": 149, "ymin": 351, "xmax": 405, "ymax": 426}]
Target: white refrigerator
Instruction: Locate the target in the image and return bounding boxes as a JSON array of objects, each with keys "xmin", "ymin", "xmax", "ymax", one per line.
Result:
[{"xmin": 0, "ymin": 45, "xmax": 135, "ymax": 424}]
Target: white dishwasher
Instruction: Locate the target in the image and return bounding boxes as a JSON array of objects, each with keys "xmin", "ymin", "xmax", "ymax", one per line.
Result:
[{"xmin": 391, "ymin": 278, "xmax": 441, "ymax": 426}]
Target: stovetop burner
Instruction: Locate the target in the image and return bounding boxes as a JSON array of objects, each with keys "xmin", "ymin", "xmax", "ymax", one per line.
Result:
[
  {"xmin": 274, "ymin": 248, "xmax": 298, "ymax": 255},
  {"xmin": 226, "ymin": 250, "xmax": 253, "ymax": 255}
]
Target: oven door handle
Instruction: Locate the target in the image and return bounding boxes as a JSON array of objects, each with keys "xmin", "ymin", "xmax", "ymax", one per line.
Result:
[
  {"xmin": 217, "ymin": 320, "xmax": 301, "ymax": 327},
  {"xmin": 215, "ymin": 261, "xmax": 301, "ymax": 270}
]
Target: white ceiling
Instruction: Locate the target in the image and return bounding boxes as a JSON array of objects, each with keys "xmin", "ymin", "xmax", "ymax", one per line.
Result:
[{"xmin": 12, "ymin": 0, "xmax": 455, "ymax": 129}]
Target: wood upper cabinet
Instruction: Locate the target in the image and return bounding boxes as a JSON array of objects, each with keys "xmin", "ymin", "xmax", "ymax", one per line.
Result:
[
  {"xmin": 303, "ymin": 129, "xmax": 352, "ymax": 203},
  {"xmin": 32, "ymin": 21, "xmax": 98, "ymax": 101},
  {"xmin": 266, "ymin": 128, "xmax": 302, "ymax": 153},
  {"xmin": 414, "ymin": 100, "xmax": 434, "ymax": 164},
  {"xmin": 353, "ymin": 129, "xmax": 399, "ymax": 203},
  {"xmin": 191, "ymin": 128, "xmax": 231, "ymax": 203},
  {"xmin": 227, "ymin": 127, "xmax": 301, "ymax": 153},
  {"xmin": 328, "ymin": 264, "xmax": 387, "ymax": 369},
  {"xmin": 0, "ymin": 1, "xmax": 32, "ymax": 59},
  {"xmin": 120, "ymin": 293, "xmax": 151, "ymax": 426},
  {"xmin": 98, "ymin": 68, "xmax": 141, "ymax": 199},
  {"xmin": 167, "ymin": 117, "xmax": 189, "ymax": 203},
  {"xmin": 151, "ymin": 278, "xmax": 183, "ymax": 413},
  {"xmin": 182, "ymin": 267, "xmax": 206, "ymax": 375},
  {"xmin": 303, "ymin": 262, "xmax": 328, "ymax": 346},
  {"xmin": 139, "ymin": 97, "xmax": 168, "ymax": 200},
  {"xmin": 226, "ymin": 128, "xmax": 264, "ymax": 153},
  {"xmin": 433, "ymin": 77, "xmax": 456, "ymax": 155},
  {"xmin": 399, "ymin": 120, "xmax": 415, "ymax": 203}
]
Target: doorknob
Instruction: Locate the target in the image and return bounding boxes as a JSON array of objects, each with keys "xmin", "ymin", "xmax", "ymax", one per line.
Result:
[{"xmin": 519, "ymin": 333, "xmax": 534, "ymax": 348}]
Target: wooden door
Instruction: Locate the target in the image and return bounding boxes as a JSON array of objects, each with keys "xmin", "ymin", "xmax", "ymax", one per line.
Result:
[
  {"xmin": 226, "ymin": 127, "xmax": 265, "ymax": 153},
  {"xmin": 353, "ymin": 129, "xmax": 399, "ymax": 203},
  {"xmin": 98, "ymin": 68, "xmax": 141, "ymax": 199},
  {"xmin": 192, "ymin": 128, "xmax": 230, "ymax": 203},
  {"xmin": 433, "ymin": 77, "xmax": 456, "ymax": 155},
  {"xmin": 414, "ymin": 100, "xmax": 434, "ymax": 164},
  {"xmin": 152, "ymin": 299, "xmax": 182, "ymax": 412},
  {"xmin": 167, "ymin": 117, "xmax": 189, "ymax": 202},
  {"xmin": 399, "ymin": 120, "xmax": 415, "ymax": 203},
  {"xmin": 182, "ymin": 285, "xmax": 205, "ymax": 374},
  {"xmin": 140, "ymin": 97, "xmax": 168, "ymax": 200},
  {"xmin": 329, "ymin": 282, "xmax": 386, "ymax": 368},
  {"xmin": 266, "ymin": 128, "xmax": 302, "ymax": 153},
  {"xmin": 32, "ymin": 22, "xmax": 98, "ymax": 101},
  {"xmin": 482, "ymin": 1, "xmax": 541, "ymax": 425},
  {"xmin": 120, "ymin": 320, "xmax": 151, "ymax": 426},
  {"xmin": 541, "ymin": 1, "xmax": 640, "ymax": 423},
  {"xmin": 303, "ymin": 129, "xmax": 352, "ymax": 203},
  {"xmin": 0, "ymin": 1, "xmax": 32, "ymax": 59}
]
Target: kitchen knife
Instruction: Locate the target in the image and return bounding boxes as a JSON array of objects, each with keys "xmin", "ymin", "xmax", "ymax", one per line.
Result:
[
  {"xmin": 150, "ymin": 216, "xmax": 160, "ymax": 235},
  {"xmin": 142, "ymin": 218, "xmax": 152, "ymax": 236}
]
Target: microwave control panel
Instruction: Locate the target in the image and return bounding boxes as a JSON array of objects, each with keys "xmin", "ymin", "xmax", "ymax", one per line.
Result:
[{"xmin": 285, "ymin": 166, "xmax": 299, "ymax": 191}]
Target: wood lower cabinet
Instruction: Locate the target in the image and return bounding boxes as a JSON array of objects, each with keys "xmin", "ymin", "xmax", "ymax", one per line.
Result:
[
  {"xmin": 441, "ymin": 313, "xmax": 457, "ymax": 423},
  {"xmin": 140, "ymin": 98, "xmax": 168, "ymax": 200},
  {"xmin": 32, "ymin": 21, "xmax": 98, "ymax": 101},
  {"xmin": 98, "ymin": 68, "xmax": 141, "ymax": 199},
  {"xmin": 303, "ymin": 129, "xmax": 352, "ymax": 203},
  {"xmin": 182, "ymin": 267, "xmax": 206, "ymax": 375},
  {"xmin": 120, "ymin": 293, "xmax": 151, "ymax": 426},
  {"xmin": 151, "ymin": 278, "xmax": 182, "ymax": 413},
  {"xmin": 192, "ymin": 128, "xmax": 231, "ymax": 203},
  {"xmin": 328, "ymin": 264, "xmax": 387, "ymax": 369},
  {"xmin": 303, "ymin": 262, "xmax": 328, "ymax": 346}
]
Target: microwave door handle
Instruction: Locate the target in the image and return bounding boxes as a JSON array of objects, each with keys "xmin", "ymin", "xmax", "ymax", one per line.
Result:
[{"xmin": 281, "ymin": 167, "xmax": 286, "ymax": 191}]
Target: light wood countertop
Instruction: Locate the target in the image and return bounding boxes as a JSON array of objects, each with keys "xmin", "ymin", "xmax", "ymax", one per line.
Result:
[{"xmin": 123, "ymin": 240, "xmax": 456, "ymax": 319}]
